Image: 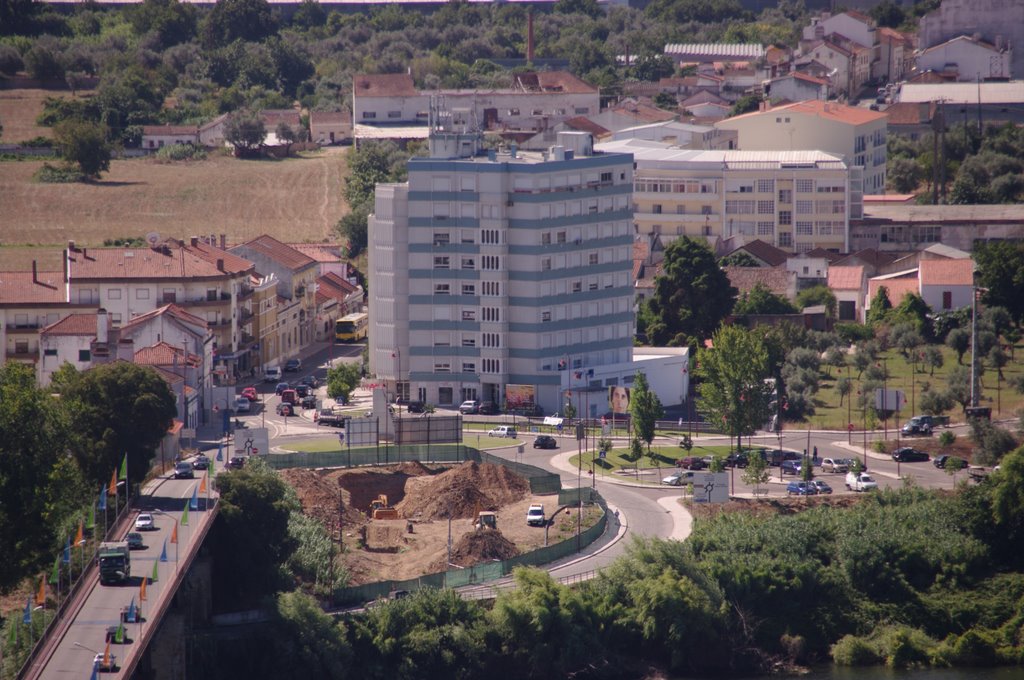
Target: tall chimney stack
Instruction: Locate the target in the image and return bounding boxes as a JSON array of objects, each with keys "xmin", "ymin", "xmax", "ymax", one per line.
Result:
[
  {"xmin": 527, "ymin": 10, "xmax": 535, "ymax": 63},
  {"xmin": 32, "ymin": 260, "xmax": 37, "ymax": 284}
]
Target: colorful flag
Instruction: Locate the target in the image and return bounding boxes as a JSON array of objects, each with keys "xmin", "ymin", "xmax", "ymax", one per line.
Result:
[
  {"xmin": 139, "ymin": 576, "xmax": 147, "ymax": 602},
  {"xmin": 108, "ymin": 470, "xmax": 117, "ymax": 496},
  {"xmin": 216, "ymin": 443, "xmax": 223, "ymax": 461},
  {"xmin": 62, "ymin": 537, "xmax": 71, "ymax": 565},
  {"xmin": 199, "ymin": 475, "xmax": 207, "ymax": 494},
  {"xmin": 151, "ymin": 560, "xmax": 159, "ymax": 582},
  {"xmin": 181, "ymin": 499, "xmax": 190, "ymax": 526},
  {"xmin": 7, "ymin": 612, "xmax": 16, "ymax": 644},
  {"xmin": 35, "ymin": 576, "xmax": 45, "ymax": 606},
  {"xmin": 75, "ymin": 519, "xmax": 84, "ymax": 546},
  {"xmin": 114, "ymin": 622, "xmax": 124, "ymax": 644},
  {"xmin": 86, "ymin": 503, "xmax": 95, "ymax": 530},
  {"xmin": 49, "ymin": 556, "xmax": 60, "ymax": 586},
  {"xmin": 189, "ymin": 485, "xmax": 198, "ymax": 511},
  {"xmin": 118, "ymin": 454, "xmax": 127, "ymax": 481},
  {"xmin": 102, "ymin": 640, "xmax": 111, "ymax": 667},
  {"xmin": 91, "ymin": 667, "xmax": 98, "ymax": 680},
  {"xmin": 127, "ymin": 597, "xmax": 136, "ymax": 623},
  {"xmin": 22, "ymin": 598, "xmax": 30, "ymax": 625},
  {"xmin": 160, "ymin": 540, "xmax": 168, "ymax": 563},
  {"xmin": 97, "ymin": 486, "xmax": 107, "ymax": 511},
  {"xmin": 170, "ymin": 523, "xmax": 178, "ymax": 545}
]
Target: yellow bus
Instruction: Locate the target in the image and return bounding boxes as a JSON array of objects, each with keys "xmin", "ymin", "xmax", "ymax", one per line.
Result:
[{"xmin": 335, "ymin": 312, "xmax": 369, "ymax": 342}]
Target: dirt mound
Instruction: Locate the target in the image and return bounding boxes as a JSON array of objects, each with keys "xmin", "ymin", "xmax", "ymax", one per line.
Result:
[
  {"xmin": 280, "ymin": 468, "xmax": 365, "ymax": 529},
  {"xmin": 397, "ymin": 461, "xmax": 530, "ymax": 520},
  {"xmin": 430, "ymin": 529, "xmax": 520, "ymax": 571}
]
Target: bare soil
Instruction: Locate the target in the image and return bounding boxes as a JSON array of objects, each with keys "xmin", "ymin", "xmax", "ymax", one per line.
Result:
[
  {"xmin": 0, "ymin": 87, "xmax": 79, "ymax": 143},
  {"xmin": 281, "ymin": 461, "xmax": 586, "ymax": 586}
]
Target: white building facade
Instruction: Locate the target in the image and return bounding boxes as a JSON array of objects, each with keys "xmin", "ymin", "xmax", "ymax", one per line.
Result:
[{"xmin": 369, "ymin": 131, "xmax": 635, "ymax": 414}]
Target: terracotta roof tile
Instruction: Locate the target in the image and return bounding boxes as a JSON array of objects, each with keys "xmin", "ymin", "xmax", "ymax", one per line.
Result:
[
  {"xmin": 148, "ymin": 364, "xmax": 185, "ymax": 385},
  {"xmin": 41, "ymin": 313, "xmax": 97, "ymax": 336},
  {"xmin": 919, "ymin": 259, "xmax": 974, "ymax": 286},
  {"xmin": 317, "ymin": 272, "xmax": 358, "ymax": 300},
  {"xmin": 261, "ymin": 109, "xmax": 301, "ymax": 127},
  {"xmin": 134, "ymin": 341, "xmax": 200, "ymax": 367},
  {"xmin": 354, "ymin": 73, "xmax": 417, "ymax": 97},
  {"xmin": 828, "ymin": 265, "xmax": 865, "ymax": 290},
  {"xmin": 868, "ymin": 277, "xmax": 919, "ymax": 305},
  {"xmin": 564, "ymin": 116, "xmax": 611, "ymax": 138},
  {"xmin": 731, "ymin": 239, "xmax": 789, "ymax": 267},
  {"xmin": 234, "ymin": 235, "xmax": 316, "ymax": 271},
  {"xmin": 885, "ymin": 102, "xmax": 936, "ymax": 125},
  {"xmin": 514, "ymin": 71, "xmax": 598, "ymax": 95},
  {"xmin": 288, "ymin": 243, "xmax": 344, "ymax": 263},
  {"xmin": 0, "ymin": 271, "xmax": 66, "ymax": 304},
  {"xmin": 723, "ymin": 266, "xmax": 794, "ymax": 298},
  {"xmin": 727, "ymin": 99, "xmax": 887, "ymax": 126},
  {"xmin": 309, "ymin": 111, "xmax": 349, "ymax": 124},
  {"xmin": 120, "ymin": 304, "xmax": 208, "ymax": 332},
  {"xmin": 142, "ymin": 124, "xmax": 198, "ymax": 136},
  {"xmin": 66, "ymin": 242, "xmax": 251, "ymax": 280}
]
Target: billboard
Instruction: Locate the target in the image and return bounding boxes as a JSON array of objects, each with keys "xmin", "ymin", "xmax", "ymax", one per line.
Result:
[
  {"xmin": 505, "ymin": 384, "xmax": 535, "ymax": 410},
  {"xmin": 608, "ymin": 386, "xmax": 631, "ymax": 414},
  {"xmin": 394, "ymin": 415, "xmax": 463, "ymax": 444},
  {"xmin": 874, "ymin": 388, "xmax": 905, "ymax": 413},
  {"xmin": 344, "ymin": 418, "xmax": 378, "ymax": 446}
]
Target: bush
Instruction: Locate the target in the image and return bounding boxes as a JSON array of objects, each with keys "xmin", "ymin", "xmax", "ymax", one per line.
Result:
[
  {"xmin": 155, "ymin": 143, "xmax": 207, "ymax": 161},
  {"xmin": 877, "ymin": 626, "xmax": 936, "ymax": 669},
  {"xmin": 836, "ymin": 322, "xmax": 875, "ymax": 344},
  {"xmin": 931, "ymin": 629, "xmax": 1000, "ymax": 666},
  {"xmin": 0, "ymin": 45, "xmax": 24, "ymax": 76},
  {"xmin": 33, "ymin": 162, "xmax": 84, "ymax": 183},
  {"xmin": 832, "ymin": 635, "xmax": 882, "ymax": 666}
]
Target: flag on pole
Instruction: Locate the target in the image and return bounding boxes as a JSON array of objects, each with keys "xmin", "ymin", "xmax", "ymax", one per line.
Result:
[
  {"xmin": 151, "ymin": 560, "xmax": 159, "ymax": 582},
  {"xmin": 108, "ymin": 470, "xmax": 117, "ymax": 496},
  {"xmin": 7, "ymin": 612, "xmax": 16, "ymax": 644},
  {"xmin": 115, "ymin": 622, "xmax": 124, "ymax": 644},
  {"xmin": 181, "ymin": 499, "xmax": 190, "ymax": 526},
  {"xmin": 216, "ymin": 443, "xmax": 223, "ymax": 461},
  {"xmin": 118, "ymin": 454, "xmax": 128, "ymax": 481},
  {"xmin": 102, "ymin": 640, "xmax": 111, "ymax": 667},
  {"xmin": 91, "ymin": 667, "xmax": 98, "ymax": 680},
  {"xmin": 189, "ymin": 485, "xmax": 198, "ymax": 511},
  {"xmin": 49, "ymin": 556, "xmax": 60, "ymax": 586},
  {"xmin": 86, "ymin": 503, "xmax": 95, "ymax": 530},
  {"xmin": 22, "ymin": 598, "xmax": 31, "ymax": 624},
  {"xmin": 139, "ymin": 576, "xmax": 148, "ymax": 602},
  {"xmin": 75, "ymin": 519, "xmax": 84, "ymax": 546},
  {"xmin": 35, "ymin": 576, "xmax": 45, "ymax": 606},
  {"xmin": 127, "ymin": 597, "xmax": 136, "ymax": 623},
  {"xmin": 170, "ymin": 523, "xmax": 178, "ymax": 544},
  {"xmin": 160, "ymin": 540, "xmax": 168, "ymax": 563},
  {"xmin": 199, "ymin": 475, "xmax": 207, "ymax": 494},
  {"xmin": 97, "ymin": 486, "xmax": 107, "ymax": 511},
  {"xmin": 62, "ymin": 537, "xmax": 71, "ymax": 565}
]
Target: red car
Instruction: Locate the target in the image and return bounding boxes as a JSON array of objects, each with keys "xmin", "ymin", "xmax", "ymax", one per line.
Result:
[{"xmin": 241, "ymin": 387, "xmax": 258, "ymax": 402}]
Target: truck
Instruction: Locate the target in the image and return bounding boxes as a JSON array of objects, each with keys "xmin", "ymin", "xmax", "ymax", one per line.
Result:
[
  {"xmin": 902, "ymin": 414, "xmax": 951, "ymax": 435},
  {"xmin": 98, "ymin": 541, "xmax": 131, "ymax": 585},
  {"xmin": 315, "ymin": 407, "xmax": 345, "ymax": 428}
]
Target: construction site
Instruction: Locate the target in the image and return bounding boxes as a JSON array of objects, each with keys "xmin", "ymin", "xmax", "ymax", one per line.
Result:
[{"xmin": 281, "ymin": 461, "xmax": 599, "ymax": 585}]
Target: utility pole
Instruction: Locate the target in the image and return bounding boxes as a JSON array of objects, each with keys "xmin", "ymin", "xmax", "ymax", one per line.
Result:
[{"xmin": 971, "ymin": 279, "xmax": 980, "ymax": 407}]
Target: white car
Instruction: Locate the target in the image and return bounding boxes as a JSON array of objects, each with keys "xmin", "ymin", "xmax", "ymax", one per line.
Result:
[
  {"xmin": 845, "ymin": 471, "xmax": 879, "ymax": 492},
  {"xmin": 234, "ymin": 396, "xmax": 251, "ymax": 413},
  {"xmin": 526, "ymin": 504, "xmax": 545, "ymax": 526},
  {"xmin": 134, "ymin": 513, "xmax": 155, "ymax": 531},
  {"xmin": 488, "ymin": 426, "xmax": 517, "ymax": 438},
  {"xmin": 94, "ymin": 652, "xmax": 117, "ymax": 671},
  {"xmin": 821, "ymin": 458, "xmax": 849, "ymax": 473},
  {"xmin": 662, "ymin": 470, "xmax": 695, "ymax": 486}
]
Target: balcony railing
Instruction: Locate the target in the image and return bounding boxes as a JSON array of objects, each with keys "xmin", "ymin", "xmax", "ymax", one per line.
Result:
[{"xmin": 5, "ymin": 323, "xmax": 42, "ymax": 332}]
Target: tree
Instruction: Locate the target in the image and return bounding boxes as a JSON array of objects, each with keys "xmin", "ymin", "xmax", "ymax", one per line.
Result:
[
  {"xmin": 630, "ymin": 372, "xmax": 663, "ymax": 454},
  {"xmin": 344, "ymin": 140, "xmax": 410, "ymax": 210},
  {"xmin": 919, "ymin": 387, "xmax": 954, "ymax": 415},
  {"xmin": 741, "ymin": 450, "xmax": 769, "ymax": 496},
  {"xmin": 630, "ymin": 53, "xmax": 675, "ymax": 82},
  {"xmin": 733, "ymin": 283, "xmax": 798, "ymax": 316},
  {"xmin": 718, "ymin": 251, "xmax": 761, "ymax": 268},
  {"xmin": 970, "ymin": 420, "xmax": 1017, "ymax": 466},
  {"xmin": 334, "ymin": 203, "xmax": 370, "ymax": 258},
  {"xmin": 275, "ymin": 121, "xmax": 297, "ymax": 154},
  {"xmin": 796, "ymin": 285, "xmax": 837, "ymax": 319},
  {"xmin": 60, "ymin": 363, "xmax": 176, "ymax": 490},
  {"xmin": 866, "ymin": 286, "xmax": 893, "ymax": 325},
  {"xmin": 653, "ymin": 92, "xmax": 677, "ymax": 111},
  {"xmin": 225, "ymin": 109, "xmax": 266, "ymax": 157},
  {"xmin": 890, "ymin": 323, "xmax": 924, "ymax": 359},
  {"xmin": 23, "ymin": 41, "xmax": 64, "ymax": 81},
  {"xmin": 946, "ymin": 328, "xmax": 971, "ymax": 365},
  {"xmin": 886, "ymin": 157, "xmax": 922, "ymax": 193},
  {"xmin": 922, "ymin": 345, "xmax": 944, "ymax": 376},
  {"xmin": 947, "ymin": 365, "xmax": 972, "ymax": 412},
  {"xmin": 648, "ymin": 237, "xmax": 737, "ymax": 346},
  {"xmin": 0, "ymin": 45, "xmax": 24, "ymax": 76},
  {"xmin": 824, "ymin": 346, "xmax": 846, "ymax": 378},
  {"xmin": 836, "ymin": 377, "xmax": 852, "ymax": 407},
  {"xmin": 53, "ymin": 119, "xmax": 111, "ymax": 179},
  {"xmin": 129, "ymin": 0, "xmax": 197, "ymax": 48},
  {"xmin": 327, "ymin": 362, "xmax": 362, "ymax": 403},
  {"xmin": 268, "ymin": 591, "xmax": 353, "ymax": 678},
  {"xmin": 975, "ymin": 241, "xmax": 1024, "ymax": 325},
  {"xmin": 988, "ymin": 344, "xmax": 1010, "ymax": 381},
  {"xmin": 697, "ymin": 326, "xmax": 772, "ymax": 452},
  {"xmin": 202, "ymin": 0, "xmax": 277, "ymax": 47}
]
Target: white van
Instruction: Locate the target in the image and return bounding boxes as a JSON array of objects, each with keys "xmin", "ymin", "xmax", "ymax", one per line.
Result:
[
  {"xmin": 263, "ymin": 366, "xmax": 282, "ymax": 383},
  {"xmin": 845, "ymin": 471, "xmax": 878, "ymax": 492}
]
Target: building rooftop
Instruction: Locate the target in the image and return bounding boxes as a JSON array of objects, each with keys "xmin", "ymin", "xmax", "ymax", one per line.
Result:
[
  {"xmin": 66, "ymin": 241, "xmax": 251, "ymax": 280},
  {"xmin": 134, "ymin": 341, "xmax": 201, "ymax": 367},
  {"xmin": 860, "ymin": 203, "xmax": 1024, "ymax": 222},
  {"xmin": 120, "ymin": 303, "xmax": 208, "ymax": 333},
  {"xmin": 664, "ymin": 43, "xmax": 767, "ymax": 60},
  {"xmin": 41, "ymin": 313, "xmax": 97, "ymax": 336},
  {"xmin": 731, "ymin": 239, "xmax": 790, "ymax": 267},
  {"xmin": 596, "ymin": 139, "xmax": 847, "ymax": 169},
  {"xmin": 828, "ymin": 265, "xmax": 865, "ymax": 290},
  {"xmin": 899, "ymin": 81, "xmax": 1024, "ymax": 104},
  {"xmin": 721, "ymin": 99, "xmax": 887, "ymax": 126},
  {"xmin": 0, "ymin": 270, "xmax": 66, "ymax": 304},
  {"xmin": 723, "ymin": 266, "xmax": 794, "ymax": 298},
  {"xmin": 919, "ymin": 258, "xmax": 974, "ymax": 286},
  {"xmin": 353, "ymin": 73, "xmax": 418, "ymax": 97},
  {"xmin": 868, "ymin": 276, "xmax": 920, "ymax": 305},
  {"xmin": 234, "ymin": 234, "xmax": 316, "ymax": 271}
]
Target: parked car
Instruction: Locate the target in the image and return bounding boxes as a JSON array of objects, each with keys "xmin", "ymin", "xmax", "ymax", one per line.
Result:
[
  {"xmin": 192, "ymin": 454, "xmax": 210, "ymax": 470},
  {"xmin": 839, "ymin": 457, "xmax": 867, "ymax": 472},
  {"xmin": 533, "ymin": 435, "xmax": 558, "ymax": 449},
  {"xmin": 275, "ymin": 381, "xmax": 290, "ymax": 396},
  {"xmin": 459, "ymin": 400, "xmax": 480, "ymax": 414},
  {"xmin": 526, "ymin": 504, "xmax": 546, "ymax": 526},
  {"xmin": 134, "ymin": 513, "xmax": 155, "ymax": 531},
  {"xmin": 787, "ymin": 481, "xmax": 817, "ymax": 496},
  {"xmin": 892, "ymin": 447, "xmax": 929, "ymax": 462},
  {"xmin": 845, "ymin": 471, "xmax": 879, "ymax": 492},
  {"xmin": 285, "ymin": 358, "xmax": 302, "ymax": 372},
  {"xmin": 478, "ymin": 402, "xmax": 499, "ymax": 415},
  {"xmin": 811, "ymin": 480, "xmax": 833, "ymax": 495},
  {"xmin": 724, "ymin": 452, "xmax": 749, "ymax": 468},
  {"xmin": 227, "ymin": 456, "xmax": 246, "ymax": 470},
  {"xmin": 488, "ymin": 425, "xmax": 517, "ymax": 438},
  {"xmin": 241, "ymin": 386, "xmax": 258, "ymax": 402},
  {"xmin": 781, "ymin": 460, "xmax": 804, "ymax": 476},
  {"xmin": 263, "ymin": 366, "xmax": 282, "ymax": 383},
  {"xmin": 396, "ymin": 400, "xmax": 425, "ymax": 413},
  {"xmin": 300, "ymin": 375, "xmax": 319, "ymax": 389},
  {"xmin": 174, "ymin": 461, "xmax": 194, "ymax": 479},
  {"xmin": 662, "ymin": 470, "xmax": 695, "ymax": 486},
  {"xmin": 676, "ymin": 456, "xmax": 706, "ymax": 470},
  {"xmin": 126, "ymin": 532, "xmax": 145, "ymax": 550},
  {"xmin": 276, "ymin": 402, "xmax": 294, "ymax": 417},
  {"xmin": 767, "ymin": 449, "xmax": 801, "ymax": 466},
  {"xmin": 901, "ymin": 418, "xmax": 932, "ymax": 436},
  {"xmin": 820, "ymin": 457, "xmax": 848, "ymax": 473},
  {"xmin": 933, "ymin": 454, "xmax": 967, "ymax": 469},
  {"xmin": 234, "ymin": 396, "xmax": 251, "ymax": 413}
]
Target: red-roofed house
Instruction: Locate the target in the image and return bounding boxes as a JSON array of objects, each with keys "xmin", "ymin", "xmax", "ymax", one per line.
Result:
[
  {"xmin": 867, "ymin": 273, "xmax": 921, "ymax": 314},
  {"xmin": 310, "ymin": 110, "xmax": 352, "ymax": 145},
  {"xmin": 317, "ymin": 272, "xmax": 364, "ymax": 317},
  {"xmin": 764, "ymin": 71, "xmax": 830, "ymax": 102},
  {"xmin": 828, "ymin": 265, "xmax": 866, "ymax": 321},
  {"xmin": 724, "ymin": 266, "xmax": 797, "ymax": 300},
  {"xmin": 919, "ymin": 259, "xmax": 974, "ymax": 311}
]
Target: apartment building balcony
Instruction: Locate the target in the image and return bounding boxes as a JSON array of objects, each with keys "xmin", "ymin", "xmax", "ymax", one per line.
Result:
[
  {"xmin": 184, "ymin": 294, "xmax": 232, "ymax": 307},
  {"xmin": 634, "ymin": 211, "xmax": 720, "ymax": 223},
  {"xmin": 5, "ymin": 323, "xmax": 43, "ymax": 334},
  {"xmin": 239, "ymin": 307, "xmax": 253, "ymax": 321},
  {"xmin": 6, "ymin": 348, "xmax": 38, "ymax": 360},
  {"xmin": 238, "ymin": 285, "xmax": 254, "ymax": 301}
]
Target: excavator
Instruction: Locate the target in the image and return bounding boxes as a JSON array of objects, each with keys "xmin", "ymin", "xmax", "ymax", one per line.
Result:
[{"xmin": 369, "ymin": 494, "xmax": 399, "ymax": 520}]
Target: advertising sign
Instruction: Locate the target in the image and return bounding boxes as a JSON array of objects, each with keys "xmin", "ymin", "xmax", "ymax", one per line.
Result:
[
  {"xmin": 505, "ymin": 384, "xmax": 536, "ymax": 410},
  {"xmin": 608, "ymin": 386, "xmax": 631, "ymax": 414}
]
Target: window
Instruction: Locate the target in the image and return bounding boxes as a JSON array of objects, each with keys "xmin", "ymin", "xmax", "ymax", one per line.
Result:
[
  {"xmin": 434, "ymin": 284, "xmax": 450, "ymax": 295},
  {"xmin": 462, "ymin": 362, "xmax": 476, "ymax": 373},
  {"xmin": 108, "ymin": 289, "xmax": 122, "ymax": 300},
  {"xmin": 757, "ymin": 221, "xmax": 774, "ymax": 236},
  {"xmin": 556, "ymin": 231, "xmax": 567, "ymax": 244},
  {"xmin": 600, "ymin": 172, "xmax": 612, "ymax": 182},
  {"xmin": 483, "ymin": 332, "xmax": 500, "ymax": 348},
  {"xmin": 757, "ymin": 200, "xmax": 775, "ymax": 214},
  {"xmin": 572, "ymin": 281, "xmax": 582, "ymax": 293},
  {"xmin": 482, "ymin": 307, "xmax": 500, "ymax": 322},
  {"xmin": 433, "ymin": 232, "xmax": 450, "ymax": 246},
  {"xmin": 434, "ymin": 334, "xmax": 451, "ymax": 346},
  {"xmin": 462, "ymin": 336, "xmax": 476, "ymax": 347},
  {"xmin": 388, "ymin": 111, "xmax": 401, "ymax": 119},
  {"xmin": 482, "ymin": 281, "xmax": 500, "ymax": 296},
  {"xmin": 778, "ymin": 189, "xmax": 792, "ymax": 203},
  {"xmin": 589, "ymin": 253, "xmax": 599, "ymax": 265},
  {"xmin": 434, "ymin": 256, "xmax": 450, "ymax": 269},
  {"xmin": 942, "ymin": 291, "xmax": 952, "ymax": 309},
  {"xmin": 508, "ymin": 108, "xmax": 520, "ymax": 116},
  {"xmin": 461, "ymin": 257, "xmax": 475, "ymax": 270},
  {"xmin": 701, "ymin": 205, "xmax": 713, "ymax": 215},
  {"xmin": 462, "ymin": 284, "xmax": 476, "ymax": 295},
  {"xmin": 136, "ymin": 289, "xmax": 150, "ymax": 300},
  {"xmin": 434, "ymin": 363, "xmax": 451, "ymax": 373},
  {"xmin": 542, "ymin": 232, "xmax": 551, "ymax": 245},
  {"xmin": 542, "ymin": 311, "xmax": 551, "ymax": 322},
  {"xmin": 725, "ymin": 200, "xmax": 755, "ymax": 214},
  {"xmin": 482, "ymin": 358, "xmax": 501, "ymax": 373},
  {"xmin": 589, "ymin": 280, "xmax": 598, "ymax": 290},
  {"xmin": 796, "ymin": 200, "xmax": 814, "ymax": 214},
  {"xmin": 462, "ymin": 310, "xmax": 476, "ymax": 321},
  {"xmin": 482, "ymin": 255, "xmax": 501, "ymax": 271},
  {"xmin": 363, "ymin": 111, "xmax": 376, "ymax": 119},
  {"xmin": 676, "ymin": 205, "xmax": 686, "ymax": 214},
  {"xmin": 532, "ymin": 109, "xmax": 543, "ymax": 116},
  {"xmin": 652, "ymin": 204, "xmax": 662, "ymax": 214},
  {"xmin": 778, "ymin": 232, "xmax": 793, "ymax": 247},
  {"xmin": 574, "ymin": 107, "xmax": 589, "ymax": 114},
  {"xmin": 778, "ymin": 210, "xmax": 792, "ymax": 226},
  {"xmin": 796, "ymin": 221, "xmax": 814, "ymax": 236},
  {"xmin": 78, "ymin": 349, "xmax": 91, "ymax": 362},
  {"xmin": 795, "ymin": 179, "xmax": 814, "ymax": 193},
  {"xmin": 438, "ymin": 387, "xmax": 453, "ymax": 404},
  {"xmin": 757, "ymin": 179, "xmax": 775, "ymax": 193},
  {"xmin": 481, "ymin": 229, "xmax": 500, "ymax": 245},
  {"xmin": 541, "ymin": 258, "xmax": 551, "ymax": 272}
]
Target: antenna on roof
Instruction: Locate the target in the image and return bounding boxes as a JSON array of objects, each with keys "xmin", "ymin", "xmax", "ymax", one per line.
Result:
[{"xmin": 146, "ymin": 232, "xmax": 161, "ymax": 247}]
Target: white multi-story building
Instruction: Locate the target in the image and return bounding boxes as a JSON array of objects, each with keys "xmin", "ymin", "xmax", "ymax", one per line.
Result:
[
  {"xmin": 915, "ymin": 35, "xmax": 1012, "ymax": 81},
  {"xmin": 369, "ymin": 126, "xmax": 635, "ymax": 414},
  {"xmin": 596, "ymin": 139, "xmax": 859, "ymax": 253},
  {"xmin": 715, "ymin": 100, "xmax": 887, "ymax": 194}
]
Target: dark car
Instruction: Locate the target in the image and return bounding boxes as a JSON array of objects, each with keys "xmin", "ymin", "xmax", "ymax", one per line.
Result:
[
  {"xmin": 768, "ymin": 449, "xmax": 802, "ymax": 467},
  {"xmin": 276, "ymin": 402, "xmax": 294, "ymax": 416},
  {"xmin": 901, "ymin": 421, "xmax": 932, "ymax": 436},
  {"xmin": 934, "ymin": 454, "xmax": 966, "ymax": 469},
  {"xmin": 477, "ymin": 402, "xmax": 499, "ymax": 415},
  {"xmin": 676, "ymin": 456, "xmax": 706, "ymax": 470},
  {"xmin": 787, "ymin": 481, "xmax": 817, "ymax": 496},
  {"xmin": 724, "ymin": 452, "xmax": 750, "ymax": 468},
  {"xmin": 227, "ymin": 456, "xmax": 245, "ymax": 470},
  {"xmin": 191, "ymin": 454, "xmax": 210, "ymax": 470},
  {"xmin": 300, "ymin": 395, "xmax": 317, "ymax": 409},
  {"xmin": 781, "ymin": 460, "xmax": 804, "ymax": 476},
  {"xmin": 300, "ymin": 375, "xmax": 319, "ymax": 389},
  {"xmin": 174, "ymin": 461, "xmax": 194, "ymax": 479},
  {"xmin": 892, "ymin": 447, "xmax": 929, "ymax": 463},
  {"xmin": 405, "ymin": 401, "xmax": 425, "ymax": 413},
  {"xmin": 275, "ymin": 381, "xmax": 290, "ymax": 396},
  {"xmin": 126, "ymin": 532, "xmax": 145, "ymax": 550},
  {"xmin": 285, "ymin": 358, "xmax": 302, "ymax": 372},
  {"xmin": 533, "ymin": 435, "xmax": 558, "ymax": 449},
  {"xmin": 294, "ymin": 384, "xmax": 311, "ymax": 399}
]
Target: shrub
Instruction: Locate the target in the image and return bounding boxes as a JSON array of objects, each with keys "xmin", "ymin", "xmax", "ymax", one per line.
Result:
[
  {"xmin": 0, "ymin": 45, "xmax": 24, "ymax": 76},
  {"xmin": 33, "ymin": 162, "xmax": 84, "ymax": 183},
  {"xmin": 931, "ymin": 630, "xmax": 1000, "ymax": 667},
  {"xmin": 832, "ymin": 635, "xmax": 881, "ymax": 666},
  {"xmin": 877, "ymin": 626, "xmax": 936, "ymax": 669},
  {"xmin": 836, "ymin": 322, "xmax": 876, "ymax": 344},
  {"xmin": 155, "ymin": 143, "xmax": 207, "ymax": 161}
]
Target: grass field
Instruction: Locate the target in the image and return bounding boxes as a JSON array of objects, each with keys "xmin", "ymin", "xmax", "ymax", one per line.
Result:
[
  {"xmin": 0, "ymin": 87, "xmax": 79, "ymax": 143},
  {"xmin": 569, "ymin": 443, "xmax": 735, "ymax": 474}
]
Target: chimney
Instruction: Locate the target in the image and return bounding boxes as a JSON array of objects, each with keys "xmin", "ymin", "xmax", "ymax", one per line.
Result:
[
  {"xmin": 217, "ymin": 258, "xmax": 225, "ymax": 272},
  {"xmin": 220, "ymin": 234, "xmax": 226, "ymax": 249},
  {"xmin": 82, "ymin": 247, "xmax": 88, "ymax": 259},
  {"xmin": 527, "ymin": 10, "xmax": 535, "ymax": 62},
  {"xmin": 97, "ymin": 308, "xmax": 108, "ymax": 344},
  {"xmin": 32, "ymin": 260, "xmax": 37, "ymax": 284},
  {"xmin": 191, "ymin": 236, "xmax": 199, "ymax": 247},
  {"xmin": 63, "ymin": 251, "xmax": 68, "ymax": 283},
  {"xmin": 68, "ymin": 239, "xmax": 76, "ymax": 251}
]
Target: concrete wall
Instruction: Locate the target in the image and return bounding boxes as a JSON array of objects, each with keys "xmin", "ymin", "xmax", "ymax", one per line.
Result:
[{"xmin": 919, "ymin": 0, "xmax": 1024, "ymax": 80}]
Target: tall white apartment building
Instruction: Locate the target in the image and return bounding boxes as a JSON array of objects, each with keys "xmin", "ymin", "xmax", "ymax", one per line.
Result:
[
  {"xmin": 369, "ymin": 127, "xmax": 635, "ymax": 414},
  {"xmin": 597, "ymin": 139, "xmax": 860, "ymax": 253}
]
